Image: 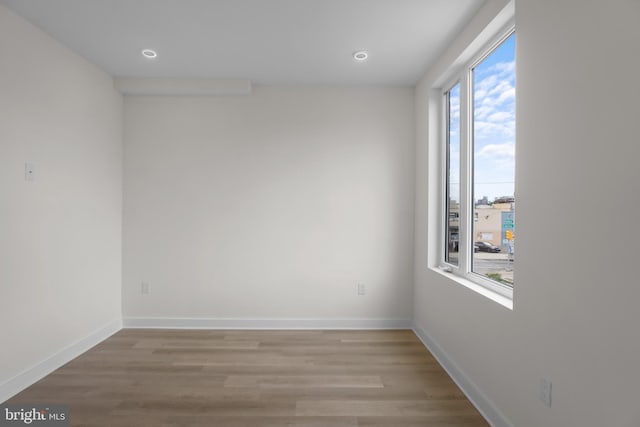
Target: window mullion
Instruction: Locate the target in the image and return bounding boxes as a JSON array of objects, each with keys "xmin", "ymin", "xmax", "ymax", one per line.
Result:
[
  {"xmin": 458, "ymin": 71, "xmax": 472, "ymax": 276},
  {"xmin": 442, "ymin": 90, "xmax": 451, "ymax": 266}
]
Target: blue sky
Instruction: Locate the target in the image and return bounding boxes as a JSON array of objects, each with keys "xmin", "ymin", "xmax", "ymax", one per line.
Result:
[
  {"xmin": 448, "ymin": 33, "xmax": 515, "ymax": 203},
  {"xmin": 472, "ymin": 33, "xmax": 516, "ymax": 202}
]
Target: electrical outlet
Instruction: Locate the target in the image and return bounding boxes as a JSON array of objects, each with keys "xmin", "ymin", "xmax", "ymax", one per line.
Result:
[
  {"xmin": 540, "ymin": 377, "xmax": 552, "ymax": 407},
  {"xmin": 357, "ymin": 283, "xmax": 366, "ymax": 296},
  {"xmin": 141, "ymin": 282, "xmax": 149, "ymax": 295}
]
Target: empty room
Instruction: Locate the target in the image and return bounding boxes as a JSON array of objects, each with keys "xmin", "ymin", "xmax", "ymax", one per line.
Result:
[{"xmin": 1, "ymin": 0, "xmax": 639, "ymax": 426}]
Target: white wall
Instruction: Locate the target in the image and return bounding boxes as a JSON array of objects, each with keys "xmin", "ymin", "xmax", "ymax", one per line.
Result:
[
  {"xmin": 0, "ymin": 5, "xmax": 122, "ymax": 396},
  {"xmin": 414, "ymin": 0, "xmax": 640, "ymax": 426},
  {"xmin": 123, "ymin": 87, "xmax": 415, "ymax": 324}
]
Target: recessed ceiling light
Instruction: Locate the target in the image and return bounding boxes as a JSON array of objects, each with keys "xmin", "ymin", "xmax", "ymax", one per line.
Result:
[
  {"xmin": 141, "ymin": 49, "xmax": 158, "ymax": 59},
  {"xmin": 353, "ymin": 50, "xmax": 368, "ymax": 61}
]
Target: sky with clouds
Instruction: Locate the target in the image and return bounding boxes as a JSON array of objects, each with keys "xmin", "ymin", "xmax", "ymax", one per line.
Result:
[
  {"xmin": 448, "ymin": 33, "xmax": 516, "ymax": 203},
  {"xmin": 473, "ymin": 34, "xmax": 516, "ymax": 202}
]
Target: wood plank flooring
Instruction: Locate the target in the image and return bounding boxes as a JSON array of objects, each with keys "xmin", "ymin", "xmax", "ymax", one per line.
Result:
[{"xmin": 7, "ymin": 329, "xmax": 488, "ymax": 426}]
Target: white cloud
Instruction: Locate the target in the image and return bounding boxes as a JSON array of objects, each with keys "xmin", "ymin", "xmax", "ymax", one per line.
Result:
[
  {"xmin": 487, "ymin": 111, "xmax": 512, "ymax": 122},
  {"xmin": 474, "ymin": 120, "xmax": 515, "ymax": 138},
  {"xmin": 496, "ymin": 87, "xmax": 515, "ymax": 104},
  {"xmin": 476, "ymin": 142, "xmax": 515, "ymax": 160},
  {"xmin": 493, "ymin": 61, "xmax": 515, "ymax": 74},
  {"xmin": 488, "ymin": 80, "xmax": 512, "ymax": 97}
]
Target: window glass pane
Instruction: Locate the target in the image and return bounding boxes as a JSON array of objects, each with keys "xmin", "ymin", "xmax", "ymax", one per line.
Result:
[
  {"xmin": 471, "ymin": 33, "xmax": 516, "ymax": 286},
  {"xmin": 445, "ymin": 83, "xmax": 460, "ymax": 266}
]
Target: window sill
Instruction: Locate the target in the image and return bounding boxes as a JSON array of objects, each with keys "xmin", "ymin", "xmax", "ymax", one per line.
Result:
[{"xmin": 430, "ymin": 267, "xmax": 513, "ymax": 310}]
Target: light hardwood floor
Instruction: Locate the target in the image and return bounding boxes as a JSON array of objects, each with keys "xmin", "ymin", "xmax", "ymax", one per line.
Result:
[{"xmin": 7, "ymin": 329, "xmax": 488, "ymax": 426}]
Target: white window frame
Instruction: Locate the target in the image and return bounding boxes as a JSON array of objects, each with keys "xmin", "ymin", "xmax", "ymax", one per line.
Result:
[{"xmin": 438, "ymin": 22, "xmax": 516, "ymax": 305}]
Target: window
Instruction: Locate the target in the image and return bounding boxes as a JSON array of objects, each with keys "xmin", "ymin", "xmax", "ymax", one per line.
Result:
[{"xmin": 440, "ymin": 28, "xmax": 516, "ymax": 298}]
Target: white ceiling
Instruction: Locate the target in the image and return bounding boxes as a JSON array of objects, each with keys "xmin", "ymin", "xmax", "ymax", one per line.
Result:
[{"xmin": 1, "ymin": 0, "xmax": 484, "ymax": 86}]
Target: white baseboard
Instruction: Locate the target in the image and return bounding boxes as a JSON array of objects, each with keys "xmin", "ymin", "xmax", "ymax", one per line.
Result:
[
  {"xmin": 412, "ymin": 323, "xmax": 513, "ymax": 427},
  {"xmin": 123, "ymin": 317, "xmax": 411, "ymax": 330},
  {"xmin": 0, "ymin": 319, "xmax": 122, "ymax": 404}
]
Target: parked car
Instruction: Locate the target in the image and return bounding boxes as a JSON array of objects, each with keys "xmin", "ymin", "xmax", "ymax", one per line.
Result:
[{"xmin": 474, "ymin": 241, "xmax": 501, "ymax": 253}]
